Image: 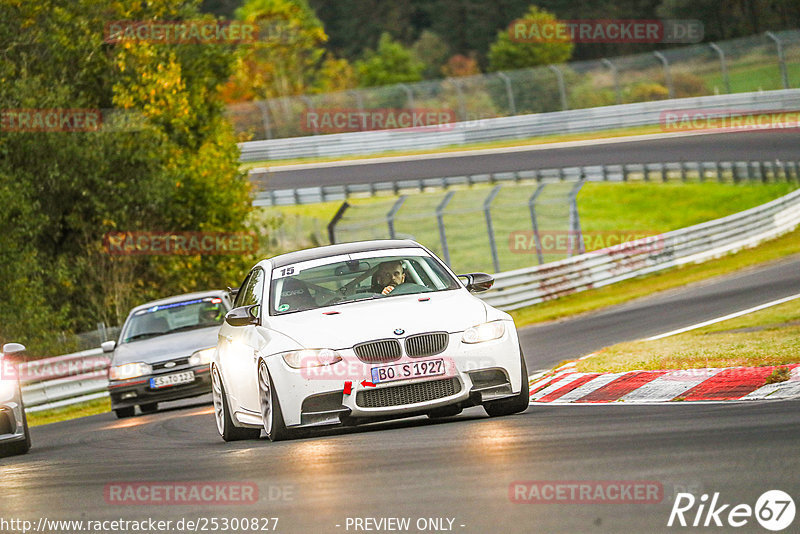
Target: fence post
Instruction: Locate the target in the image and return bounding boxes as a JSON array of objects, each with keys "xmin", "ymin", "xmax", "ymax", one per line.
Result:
[
  {"xmin": 327, "ymin": 202, "xmax": 350, "ymax": 244},
  {"xmin": 398, "ymin": 83, "xmax": 415, "ymax": 109},
  {"xmin": 568, "ymin": 178, "xmax": 586, "ymax": 256},
  {"xmin": 484, "ymin": 185, "xmax": 502, "ymax": 273},
  {"xmin": 349, "ymin": 89, "xmax": 365, "ymax": 113},
  {"xmin": 548, "ymin": 65, "xmax": 569, "ymax": 110},
  {"xmin": 436, "ymin": 191, "xmax": 455, "ymax": 266},
  {"xmin": 386, "ymin": 196, "xmax": 407, "ymax": 239},
  {"xmin": 449, "ymin": 78, "xmax": 467, "ymax": 121},
  {"xmin": 256, "ymin": 101, "xmax": 273, "ymax": 140},
  {"xmin": 708, "ymin": 43, "xmax": 730, "ymax": 94},
  {"xmin": 765, "ymin": 32, "xmax": 790, "ymax": 90},
  {"xmin": 497, "ymin": 72, "xmax": 516, "ymax": 115},
  {"xmin": 653, "ymin": 52, "xmax": 674, "ymax": 99},
  {"xmin": 601, "ymin": 58, "xmax": 622, "ymax": 105},
  {"xmin": 528, "ymin": 184, "xmax": 546, "ymax": 265},
  {"xmin": 301, "ymin": 96, "xmax": 318, "ymax": 135}
]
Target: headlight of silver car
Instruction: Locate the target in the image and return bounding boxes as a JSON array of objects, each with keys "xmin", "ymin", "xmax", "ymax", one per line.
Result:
[
  {"xmin": 281, "ymin": 349, "xmax": 342, "ymax": 369},
  {"xmin": 109, "ymin": 362, "xmax": 152, "ymax": 380},
  {"xmin": 0, "ymin": 361, "xmax": 16, "ymax": 398},
  {"xmin": 188, "ymin": 348, "xmax": 215, "ymax": 367},
  {"xmin": 461, "ymin": 320, "xmax": 506, "ymax": 344}
]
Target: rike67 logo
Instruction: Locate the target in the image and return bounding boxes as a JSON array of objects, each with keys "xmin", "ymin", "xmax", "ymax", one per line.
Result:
[{"xmin": 668, "ymin": 490, "xmax": 795, "ymax": 531}]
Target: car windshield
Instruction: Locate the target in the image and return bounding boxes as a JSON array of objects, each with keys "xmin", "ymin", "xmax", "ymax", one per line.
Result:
[
  {"xmin": 269, "ymin": 250, "xmax": 460, "ymax": 315},
  {"xmin": 120, "ymin": 297, "xmax": 226, "ymax": 343}
]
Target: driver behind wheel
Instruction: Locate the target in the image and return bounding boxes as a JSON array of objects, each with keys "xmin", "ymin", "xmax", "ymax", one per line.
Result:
[{"xmin": 371, "ymin": 260, "xmax": 407, "ymax": 295}]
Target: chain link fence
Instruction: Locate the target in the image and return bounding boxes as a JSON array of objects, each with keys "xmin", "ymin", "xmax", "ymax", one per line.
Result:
[
  {"xmin": 227, "ymin": 30, "xmax": 800, "ymax": 141},
  {"xmin": 324, "ymin": 160, "xmax": 800, "ymax": 274}
]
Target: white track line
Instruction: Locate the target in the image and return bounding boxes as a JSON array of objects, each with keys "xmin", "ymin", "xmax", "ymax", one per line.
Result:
[{"xmin": 646, "ymin": 292, "xmax": 800, "ymax": 341}]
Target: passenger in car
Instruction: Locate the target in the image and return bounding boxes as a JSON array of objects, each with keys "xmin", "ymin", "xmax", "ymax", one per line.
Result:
[
  {"xmin": 280, "ymin": 277, "xmax": 317, "ymax": 311},
  {"xmin": 371, "ymin": 260, "xmax": 407, "ymax": 295}
]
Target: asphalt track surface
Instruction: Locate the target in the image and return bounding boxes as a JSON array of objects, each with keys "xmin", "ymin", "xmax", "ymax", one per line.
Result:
[
  {"xmin": 254, "ymin": 130, "xmax": 800, "ymax": 190},
  {"xmin": 4, "ymin": 255, "xmax": 800, "ymax": 534}
]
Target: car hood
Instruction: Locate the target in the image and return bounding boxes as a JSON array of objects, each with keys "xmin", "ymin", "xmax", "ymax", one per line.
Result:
[
  {"xmin": 112, "ymin": 326, "xmax": 220, "ymax": 365},
  {"xmin": 266, "ymin": 289, "xmax": 488, "ymax": 349}
]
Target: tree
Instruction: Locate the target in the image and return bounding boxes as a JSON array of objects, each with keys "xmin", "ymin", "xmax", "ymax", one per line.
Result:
[
  {"xmin": 223, "ymin": 0, "xmax": 328, "ymax": 100},
  {"xmin": 412, "ymin": 30, "xmax": 450, "ymax": 79},
  {"xmin": 441, "ymin": 54, "xmax": 481, "ymax": 77},
  {"xmin": 355, "ymin": 32, "xmax": 424, "ymax": 87},
  {"xmin": 0, "ymin": 0, "xmax": 253, "ymax": 353},
  {"xmin": 487, "ymin": 5, "xmax": 573, "ymax": 72}
]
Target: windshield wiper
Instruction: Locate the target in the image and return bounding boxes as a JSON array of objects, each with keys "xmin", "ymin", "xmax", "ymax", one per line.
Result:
[
  {"xmin": 167, "ymin": 323, "xmax": 217, "ymax": 334},
  {"xmin": 124, "ymin": 331, "xmax": 167, "ymax": 342}
]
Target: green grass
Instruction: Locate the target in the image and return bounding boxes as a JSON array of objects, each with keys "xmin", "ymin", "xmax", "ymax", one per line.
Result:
[
  {"xmin": 509, "ymin": 226, "xmax": 800, "ymax": 327},
  {"xmin": 27, "ymin": 397, "xmax": 110, "ymax": 427},
  {"xmin": 703, "ymin": 63, "xmax": 800, "ymax": 94},
  {"xmin": 575, "ymin": 297, "xmax": 800, "ymax": 373}
]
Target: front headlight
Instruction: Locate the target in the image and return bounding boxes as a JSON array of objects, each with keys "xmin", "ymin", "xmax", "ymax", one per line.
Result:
[
  {"xmin": 109, "ymin": 362, "xmax": 152, "ymax": 381},
  {"xmin": 281, "ymin": 349, "xmax": 342, "ymax": 369},
  {"xmin": 189, "ymin": 348, "xmax": 215, "ymax": 367},
  {"xmin": 462, "ymin": 321, "xmax": 506, "ymax": 344}
]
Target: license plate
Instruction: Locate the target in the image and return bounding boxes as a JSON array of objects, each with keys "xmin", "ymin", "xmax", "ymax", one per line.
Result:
[
  {"xmin": 150, "ymin": 371, "xmax": 195, "ymax": 389},
  {"xmin": 371, "ymin": 359, "xmax": 445, "ymax": 384}
]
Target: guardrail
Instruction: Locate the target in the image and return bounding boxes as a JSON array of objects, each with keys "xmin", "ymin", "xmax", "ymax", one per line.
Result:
[
  {"xmin": 480, "ymin": 187, "xmax": 800, "ymax": 310},
  {"xmin": 22, "ymin": 185, "xmax": 800, "ymax": 412},
  {"xmin": 254, "ymin": 158, "xmax": 800, "ymax": 207},
  {"xmin": 20, "ymin": 348, "xmax": 109, "ymax": 412},
  {"xmin": 240, "ymin": 89, "xmax": 800, "ymax": 162}
]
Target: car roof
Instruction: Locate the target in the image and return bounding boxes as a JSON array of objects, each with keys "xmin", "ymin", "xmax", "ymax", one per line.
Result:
[
  {"xmin": 269, "ymin": 239, "xmax": 424, "ymax": 268},
  {"xmin": 129, "ymin": 290, "xmax": 228, "ymax": 313}
]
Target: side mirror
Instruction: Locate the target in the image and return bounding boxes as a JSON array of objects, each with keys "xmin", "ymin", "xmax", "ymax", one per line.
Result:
[
  {"xmin": 101, "ymin": 340, "xmax": 117, "ymax": 353},
  {"xmin": 2, "ymin": 343, "xmax": 26, "ymax": 355},
  {"xmin": 225, "ymin": 305, "xmax": 260, "ymax": 327},
  {"xmin": 458, "ymin": 273, "xmax": 495, "ymax": 293}
]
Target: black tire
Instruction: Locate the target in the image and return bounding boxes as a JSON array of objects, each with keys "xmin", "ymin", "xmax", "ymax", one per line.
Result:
[
  {"xmin": 428, "ymin": 404, "xmax": 463, "ymax": 419},
  {"xmin": 114, "ymin": 407, "xmax": 135, "ymax": 419},
  {"xmin": 483, "ymin": 347, "xmax": 530, "ymax": 417},
  {"xmin": 139, "ymin": 402, "xmax": 158, "ymax": 414},
  {"xmin": 258, "ymin": 360, "xmax": 294, "ymax": 442},
  {"xmin": 212, "ymin": 365, "xmax": 261, "ymax": 442}
]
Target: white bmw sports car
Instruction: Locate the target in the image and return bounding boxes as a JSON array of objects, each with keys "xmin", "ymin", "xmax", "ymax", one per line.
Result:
[{"xmin": 212, "ymin": 240, "xmax": 529, "ymax": 442}]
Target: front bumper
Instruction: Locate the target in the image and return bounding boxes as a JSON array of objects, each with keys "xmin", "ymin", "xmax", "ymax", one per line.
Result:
[
  {"xmin": 0, "ymin": 400, "xmax": 27, "ymax": 444},
  {"xmin": 108, "ymin": 366, "xmax": 211, "ymax": 409},
  {"xmin": 268, "ymin": 323, "xmax": 522, "ymax": 428}
]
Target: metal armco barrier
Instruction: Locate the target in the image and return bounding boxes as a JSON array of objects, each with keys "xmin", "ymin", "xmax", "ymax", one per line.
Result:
[
  {"xmin": 240, "ymin": 89, "xmax": 800, "ymax": 162},
  {"xmin": 19, "ymin": 348, "xmax": 109, "ymax": 412},
  {"xmin": 23, "ymin": 186, "xmax": 800, "ymax": 411},
  {"xmin": 253, "ymin": 158, "xmax": 800, "ymax": 207},
  {"xmin": 480, "ymin": 187, "xmax": 800, "ymax": 310}
]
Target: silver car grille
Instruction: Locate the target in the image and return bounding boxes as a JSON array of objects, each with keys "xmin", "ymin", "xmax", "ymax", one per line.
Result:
[
  {"xmin": 405, "ymin": 332, "xmax": 449, "ymax": 357},
  {"xmin": 356, "ymin": 377, "xmax": 461, "ymax": 408},
  {"xmin": 353, "ymin": 339, "xmax": 402, "ymax": 363},
  {"xmin": 152, "ymin": 358, "xmax": 190, "ymax": 371}
]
